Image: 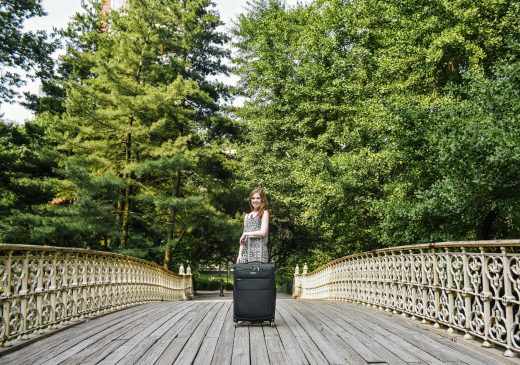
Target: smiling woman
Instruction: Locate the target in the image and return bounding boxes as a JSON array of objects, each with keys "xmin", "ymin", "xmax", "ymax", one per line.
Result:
[{"xmin": 237, "ymin": 188, "xmax": 270, "ymax": 263}]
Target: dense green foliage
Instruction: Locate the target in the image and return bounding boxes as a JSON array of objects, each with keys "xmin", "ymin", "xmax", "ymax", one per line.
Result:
[
  {"xmin": 1, "ymin": 0, "xmax": 242, "ymax": 271},
  {"xmin": 233, "ymin": 0, "xmax": 520, "ymax": 269},
  {"xmin": 1, "ymin": 0, "xmax": 519, "ymax": 279},
  {"xmin": 0, "ymin": 0, "xmax": 57, "ymax": 106}
]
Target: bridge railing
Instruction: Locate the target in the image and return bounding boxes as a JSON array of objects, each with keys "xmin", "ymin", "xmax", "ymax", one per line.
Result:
[
  {"xmin": 0, "ymin": 244, "xmax": 192, "ymax": 347},
  {"xmin": 293, "ymin": 240, "xmax": 520, "ymax": 357}
]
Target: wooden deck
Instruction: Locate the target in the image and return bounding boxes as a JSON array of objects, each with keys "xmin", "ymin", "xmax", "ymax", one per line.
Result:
[{"xmin": 1, "ymin": 293, "xmax": 517, "ymax": 365}]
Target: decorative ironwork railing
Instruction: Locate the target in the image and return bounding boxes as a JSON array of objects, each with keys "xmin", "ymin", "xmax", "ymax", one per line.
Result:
[
  {"xmin": 293, "ymin": 240, "xmax": 520, "ymax": 357},
  {"xmin": 0, "ymin": 244, "xmax": 192, "ymax": 347}
]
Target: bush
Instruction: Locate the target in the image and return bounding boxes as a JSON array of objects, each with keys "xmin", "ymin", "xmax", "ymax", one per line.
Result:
[{"xmin": 193, "ymin": 273, "xmax": 233, "ymax": 291}]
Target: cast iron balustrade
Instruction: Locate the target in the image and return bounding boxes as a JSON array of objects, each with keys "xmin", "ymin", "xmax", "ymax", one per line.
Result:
[
  {"xmin": 0, "ymin": 244, "xmax": 192, "ymax": 347},
  {"xmin": 293, "ymin": 240, "xmax": 520, "ymax": 357}
]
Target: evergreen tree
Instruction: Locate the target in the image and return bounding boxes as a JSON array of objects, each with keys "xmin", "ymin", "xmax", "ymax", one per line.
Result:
[
  {"xmin": 0, "ymin": 0, "xmax": 57, "ymax": 107},
  {"xmin": 0, "ymin": 119, "xmax": 60, "ymax": 243},
  {"xmin": 37, "ymin": 0, "xmax": 239, "ymax": 267}
]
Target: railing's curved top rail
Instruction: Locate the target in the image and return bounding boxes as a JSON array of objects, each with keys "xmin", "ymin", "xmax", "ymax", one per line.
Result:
[
  {"xmin": 0, "ymin": 244, "xmax": 184, "ymax": 277},
  {"xmin": 307, "ymin": 239, "xmax": 520, "ymax": 275},
  {"xmin": 0, "ymin": 244, "xmax": 192, "ymax": 347}
]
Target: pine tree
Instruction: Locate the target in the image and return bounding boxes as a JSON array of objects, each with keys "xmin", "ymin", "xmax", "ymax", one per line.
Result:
[
  {"xmin": 0, "ymin": 0, "xmax": 57, "ymax": 106},
  {"xmin": 46, "ymin": 0, "xmax": 238, "ymax": 266}
]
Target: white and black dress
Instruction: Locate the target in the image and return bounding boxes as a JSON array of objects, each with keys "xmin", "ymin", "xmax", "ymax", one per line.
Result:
[{"xmin": 238, "ymin": 213, "xmax": 268, "ymax": 263}]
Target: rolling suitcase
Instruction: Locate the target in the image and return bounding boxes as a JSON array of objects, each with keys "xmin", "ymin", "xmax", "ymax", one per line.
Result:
[{"xmin": 233, "ymin": 261, "xmax": 276, "ymax": 326}]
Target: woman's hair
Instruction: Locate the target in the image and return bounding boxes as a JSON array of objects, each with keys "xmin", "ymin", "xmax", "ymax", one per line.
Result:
[{"xmin": 248, "ymin": 188, "xmax": 268, "ymax": 218}]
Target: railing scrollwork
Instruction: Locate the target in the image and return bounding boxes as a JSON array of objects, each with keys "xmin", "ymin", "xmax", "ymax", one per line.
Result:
[
  {"xmin": 0, "ymin": 244, "xmax": 192, "ymax": 347},
  {"xmin": 293, "ymin": 240, "xmax": 520, "ymax": 357}
]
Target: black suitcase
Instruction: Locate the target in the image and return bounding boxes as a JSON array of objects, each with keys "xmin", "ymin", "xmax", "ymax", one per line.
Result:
[{"xmin": 233, "ymin": 261, "xmax": 276, "ymax": 326}]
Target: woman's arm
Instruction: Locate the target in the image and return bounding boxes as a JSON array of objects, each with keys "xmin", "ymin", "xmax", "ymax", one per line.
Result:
[
  {"xmin": 236, "ymin": 244, "xmax": 243, "ymax": 263},
  {"xmin": 243, "ymin": 211, "xmax": 269, "ymax": 238},
  {"xmin": 239, "ymin": 213, "xmax": 248, "ymax": 244}
]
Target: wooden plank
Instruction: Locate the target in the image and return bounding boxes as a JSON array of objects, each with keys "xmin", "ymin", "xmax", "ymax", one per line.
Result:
[
  {"xmin": 312, "ymin": 300, "xmax": 411, "ymax": 365},
  {"xmin": 272, "ymin": 306, "xmax": 308, "ymax": 365},
  {"xmin": 47, "ymin": 302, "xmax": 176, "ymax": 365},
  {"xmin": 26, "ymin": 302, "xmax": 171, "ymax": 365},
  {"xmin": 340, "ymin": 303, "xmax": 496, "ymax": 365},
  {"xmin": 1, "ymin": 303, "xmax": 159, "ymax": 365},
  {"xmin": 275, "ymin": 301, "xmax": 328, "ymax": 365},
  {"xmin": 286, "ymin": 300, "xmax": 368, "ymax": 365},
  {"xmin": 249, "ymin": 325, "xmax": 269, "ymax": 365},
  {"xmin": 326, "ymin": 302, "xmax": 464, "ymax": 363},
  {"xmin": 231, "ymin": 326, "xmax": 250, "ymax": 365},
  {"xmin": 193, "ymin": 338, "xmax": 218, "ymax": 365},
  {"xmin": 114, "ymin": 302, "xmax": 197, "ymax": 365},
  {"xmin": 298, "ymin": 300, "xmax": 412, "ymax": 364},
  {"xmin": 70, "ymin": 339, "xmax": 127, "ymax": 365},
  {"xmin": 262, "ymin": 322, "xmax": 291, "ymax": 364},
  {"xmin": 92, "ymin": 301, "xmax": 198, "ymax": 365},
  {"xmin": 279, "ymin": 300, "xmax": 352, "ymax": 365},
  {"xmin": 292, "ymin": 300, "xmax": 389, "ymax": 364},
  {"xmin": 58, "ymin": 306, "xmax": 177, "ymax": 365},
  {"xmin": 324, "ymin": 303, "xmax": 445, "ymax": 365},
  {"xmin": 193, "ymin": 302, "xmax": 232, "ymax": 365},
  {"xmin": 153, "ymin": 302, "xmax": 217, "ymax": 365},
  {"xmin": 210, "ymin": 301, "xmax": 235, "ymax": 365},
  {"xmin": 173, "ymin": 302, "xmax": 224, "ymax": 364},
  {"xmin": 134, "ymin": 302, "xmax": 207, "ymax": 365}
]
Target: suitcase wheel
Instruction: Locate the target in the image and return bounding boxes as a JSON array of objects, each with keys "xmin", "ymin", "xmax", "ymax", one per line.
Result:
[{"xmin": 270, "ymin": 320, "xmax": 275, "ymax": 327}]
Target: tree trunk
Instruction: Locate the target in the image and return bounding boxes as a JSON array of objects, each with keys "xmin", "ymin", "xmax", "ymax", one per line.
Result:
[
  {"xmin": 121, "ymin": 128, "xmax": 132, "ymax": 248},
  {"xmin": 477, "ymin": 209, "xmax": 498, "ymax": 240},
  {"xmin": 164, "ymin": 170, "xmax": 182, "ymax": 269}
]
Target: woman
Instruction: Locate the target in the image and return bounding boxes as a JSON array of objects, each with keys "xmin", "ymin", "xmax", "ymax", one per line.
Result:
[{"xmin": 236, "ymin": 188, "xmax": 269, "ymax": 263}]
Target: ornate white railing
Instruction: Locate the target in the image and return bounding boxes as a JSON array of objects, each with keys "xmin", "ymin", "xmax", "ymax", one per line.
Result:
[
  {"xmin": 293, "ymin": 240, "xmax": 520, "ymax": 357},
  {"xmin": 0, "ymin": 244, "xmax": 193, "ymax": 347}
]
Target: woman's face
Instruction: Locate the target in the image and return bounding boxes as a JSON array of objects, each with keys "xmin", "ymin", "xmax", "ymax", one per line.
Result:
[{"xmin": 250, "ymin": 193, "xmax": 262, "ymax": 210}]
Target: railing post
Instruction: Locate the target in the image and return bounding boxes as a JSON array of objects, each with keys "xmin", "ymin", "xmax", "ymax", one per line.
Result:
[
  {"xmin": 20, "ymin": 251, "xmax": 29, "ymax": 339},
  {"xmin": 71, "ymin": 253, "xmax": 79, "ymax": 321},
  {"xmin": 2, "ymin": 250, "xmax": 13, "ymax": 347},
  {"xmin": 480, "ymin": 247, "xmax": 492, "ymax": 348},
  {"xmin": 36, "ymin": 251, "xmax": 44, "ymax": 334},
  {"xmin": 382, "ymin": 252, "xmax": 393, "ymax": 312},
  {"xmin": 185, "ymin": 265, "xmax": 193, "ymax": 300},
  {"xmin": 391, "ymin": 251, "xmax": 398, "ymax": 314},
  {"xmin": 179, "ymin": 264, "xmax": 187, "ymax": 300},
  {"xmin": 302, "ymin": 263, "xmax": 308, "ymax": 298},
  {"xmin": 292, "ymin": 265, "xmax": 301, "ymax": 298},
  {"xmin": 462, "ymin": 247, "xmax": 473, "ymax": 340},
  {"xmin": 432, "ymin": 248, "xmax": 441, "ymax": 328},
  {"xmin": 446, "ymin": 247, "xmax": 454, "ymax": 334},
  {"xmin": 501, "ymin": 247, "xmax": 515, "ymax": 357},
  {"xmin": 420, "ymin": 249, "xmax": 428, "ymax": 323}
]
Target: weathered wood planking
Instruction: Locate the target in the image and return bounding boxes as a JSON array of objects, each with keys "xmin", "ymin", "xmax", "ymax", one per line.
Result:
[{"xmin": 1, "ymin": 297, "xmax": 515, "ymax": 365}]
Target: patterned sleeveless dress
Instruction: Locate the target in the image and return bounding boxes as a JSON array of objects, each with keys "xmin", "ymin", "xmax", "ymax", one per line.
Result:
[{"xmin": 238, "ymin": 213, "xmax": 268, "ymax": 263}]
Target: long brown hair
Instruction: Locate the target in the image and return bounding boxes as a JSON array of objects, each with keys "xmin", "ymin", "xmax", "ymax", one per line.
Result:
[{"xmin": 248, "ymin": 188, "xmax": 268, "ymax": 219}]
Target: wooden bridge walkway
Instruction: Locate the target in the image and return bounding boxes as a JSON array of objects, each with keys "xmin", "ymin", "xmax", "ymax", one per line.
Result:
[{"xmin": 1, "ymin": 293, "xmax": 517, "ymax": 365}]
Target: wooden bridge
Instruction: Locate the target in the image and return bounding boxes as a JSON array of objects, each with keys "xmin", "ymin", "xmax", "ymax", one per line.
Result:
[
  {"xmin": 2, "ymin": 242, "xmax": 520, "ymax": 364},
  {"xmin": 1, "ymin": 292, "xmax": 516, "ymax": 365}
]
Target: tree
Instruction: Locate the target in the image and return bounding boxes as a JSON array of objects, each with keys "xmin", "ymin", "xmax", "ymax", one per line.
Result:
[
  {"xmin": 35, "ymin": 0, "xmax": 240, "ymax": 268},
  {"xmin": 0, "ymin": 119, "xmax": 60, "ymax": 243},
  {"xmin": 0, "ymin": 0, "xmax": 57, "ymax": 107},
  {"xmin": 232, "ymin": 0, "xmax": 520, "ymax": 272}
]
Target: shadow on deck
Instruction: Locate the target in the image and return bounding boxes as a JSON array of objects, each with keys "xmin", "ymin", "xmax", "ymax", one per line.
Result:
[{"xmin": 0, "ymin": 292, "xmax": 517, "ymax": 365}]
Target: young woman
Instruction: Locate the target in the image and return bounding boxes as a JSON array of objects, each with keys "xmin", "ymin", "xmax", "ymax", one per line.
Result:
[{"xmin": 236, "ymin": 188, "xmax": 269, "ymax": 263}]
